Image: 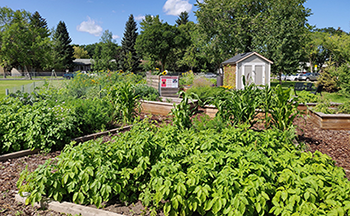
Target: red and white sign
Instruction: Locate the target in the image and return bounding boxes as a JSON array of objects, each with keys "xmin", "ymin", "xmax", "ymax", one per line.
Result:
[{"xmin": 161, "ymin": 76, "xmax": 179, "ymax": 88}]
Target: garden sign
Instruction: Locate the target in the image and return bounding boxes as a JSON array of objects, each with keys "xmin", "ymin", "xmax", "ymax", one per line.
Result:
[{"xmin": 160, "ymin": 76, "xmax": 179, "ymax": 88}]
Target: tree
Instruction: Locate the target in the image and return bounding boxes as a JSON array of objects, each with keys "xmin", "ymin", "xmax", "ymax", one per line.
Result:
[
  {"xmin": 92, "ymin": 30, "xmax": 118, "ymax": 71},
  {"xmin": 136, "ymin": 17, "xmax": 182, "ymax": 71},
  {"xmin": 73, "ymin": 46, "xmax": 90, "ymax": 59},
  {"xmin": 29, "ymin": 11, "xmax": 51, "ymax": 72},
  {"xmin": 175, "ymin": 11, "xmax": 189, "ymax": 26},
  {"xmin": 51, "ymin": 21, "xmax": 74, "ymax": 71},
  {"xmin": 0, "ymin": 7, "xmax": 34, "ymax": 78},
  {"xmin": 260, "ymin": 0, "xmax": 311, "ymax": 82},
  {"xmin": 119, "ymin": 14, "xmax": 140, "ymax": 72}
]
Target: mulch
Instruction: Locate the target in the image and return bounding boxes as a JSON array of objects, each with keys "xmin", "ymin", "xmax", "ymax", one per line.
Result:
[{"xmin": 1, "ymin": 115, "xmax": 349, "ymax": 216}]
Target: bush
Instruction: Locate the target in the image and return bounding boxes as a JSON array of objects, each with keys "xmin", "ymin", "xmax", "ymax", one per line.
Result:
[
  {"xmin": 0, "ymin": 98, "xmax": 77, "ymax": 153},
  {"xmin": 179, "ymin": 71, "xmax": 195, "ymax": 86},
  {"xmin": 186, "ymin": 86, "xmax": 225, "ymax": 107},
  {"xmin": 317, "ymin": 62, "xmax": 340, "ymax": 93},
  {"xmin": 134, "ymin": 84, "xmax": 160, "ymax": 101}
]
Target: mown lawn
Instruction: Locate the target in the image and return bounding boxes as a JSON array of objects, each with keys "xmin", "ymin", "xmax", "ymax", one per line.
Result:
[
  {"xmin": 271, "ymin": 80, "xmax": 350, "ymax": 103},
  {"xmin": 0, "ymin": 79, "xmax": 65, "ymax": 99}
]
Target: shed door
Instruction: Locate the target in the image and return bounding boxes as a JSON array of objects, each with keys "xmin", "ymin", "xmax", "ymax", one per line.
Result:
[
  {"xmin": 255, "ymin": 65, "xmax": 265, "ymax": 85},
  {"xmin": 243, "ymin": 65, "xmax": 253, "ymax": 88}
]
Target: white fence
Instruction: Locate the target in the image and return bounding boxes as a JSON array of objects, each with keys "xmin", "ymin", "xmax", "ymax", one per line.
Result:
[{"xmin": 5, "ymin": 81, "xmax": 46, "ymax": 95}]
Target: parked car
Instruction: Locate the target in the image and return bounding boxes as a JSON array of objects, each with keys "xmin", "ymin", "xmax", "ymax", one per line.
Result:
[
  {"xmin": 277, "ymin": 74, "xmax": 287, "ymax": 81},
  {"xmin": 298, "ymin": 73, "xmax": 320, "ymax": 81},
  {"xmin": 286, "ymin": 73, "xmax": 302, "ymax": 81},
  {"xmin": 205, "ymin": 72, "xmax": 217, "ymax": 78}
]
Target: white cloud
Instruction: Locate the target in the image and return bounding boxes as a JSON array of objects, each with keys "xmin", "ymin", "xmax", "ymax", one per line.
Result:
[
  {"xmin": 163, "ymin": 0, "xmax": 192, "ymax": 16},
  {"xmin": 135, "ymin": 15, "xmax": 145, "ymax": 21},
  {"xmin": 76, "ymin": 16, "xmax": 103, "ymax": 37},
  {"xmin": 112, "ymin": 35, "xmax": 120, "ymax": 39}
]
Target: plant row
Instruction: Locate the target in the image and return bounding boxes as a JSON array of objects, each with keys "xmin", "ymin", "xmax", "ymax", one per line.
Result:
[
  {"xmin": 17, "ymin": 120, "xmax": 350, "ymax": 216},
  {"xmin": 0, "ymin": 75, "xmax": 155, "ymax": 154}
]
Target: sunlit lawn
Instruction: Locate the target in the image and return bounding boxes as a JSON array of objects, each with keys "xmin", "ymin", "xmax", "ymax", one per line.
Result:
[
  {"xmin": 271, "ymin": 80, "xmax": 350, "ymax": 103},
  {"xmin": 0, "ymin": 79, "xmax": 65, "ymax": 99}
]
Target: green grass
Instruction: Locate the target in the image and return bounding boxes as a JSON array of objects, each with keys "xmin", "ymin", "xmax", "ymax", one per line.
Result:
[
  {"xmin": 271, "ymin": 81, "xmax": 349, "ymax": 103},
  {"xmin": 0, "ymin": 79, "xmax": 65, "ymax": 99},
  {"xmin": 0, "ymin": 80, "xmax": 37, "ymax": 98}
]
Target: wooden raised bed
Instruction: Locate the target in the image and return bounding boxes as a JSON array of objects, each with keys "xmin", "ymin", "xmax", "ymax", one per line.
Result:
[
  {"xmin": 297, "ymin": 102, "xmax": 341, "ymax": 111},
  {"xmin": 308, "ymin": 109, "xmax": 350, "ymax": 130},
  {"xmin": 141, "ymin": 97, "xmax": 198, "ymax": 116},
  {"xmin": 204, "ymin": 105, "xmax": 218, "ymax": 118}
]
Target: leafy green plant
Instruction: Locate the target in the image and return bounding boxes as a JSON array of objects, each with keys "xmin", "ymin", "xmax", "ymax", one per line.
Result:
[
  {"xmin": 296, "ymin": 91, "xmax": 320, "ymax": 104},
  {"xmin": 108, "ymin": 82, "xmax": 140, "ymax": 124},
  {"xmin": 17, "ymin": 121, "xmax": 350, "ymax": 216},
  {"xmin": 266, "ymin": 85, "xmax": 301, "ymax": 131},
  {"xmin": 186, "ymin": 86, "xmax": 225, "ymax": 107},
  {"xmin": 179, "ymin": 71, "xmax": 195, "ymax": 86},
  {"xmin": 134, "ymin": 84, "xmax": 160, "ymax": 101},
  {"xmin": 213, "ymin": 80, "xmax": 261, "ymax": 127},
  {"xmin": 171, "ymin": 91, "xmax": 198, "ymax": 130}
]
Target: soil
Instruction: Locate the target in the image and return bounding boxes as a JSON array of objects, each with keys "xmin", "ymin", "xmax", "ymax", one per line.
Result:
[{"xmin": 1, "ymin": 114, "xmax": 349, "ymax": 216}]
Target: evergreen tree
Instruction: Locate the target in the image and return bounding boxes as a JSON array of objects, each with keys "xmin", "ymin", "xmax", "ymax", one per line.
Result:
[
  {"xmin": 29, "ymin": 11, "xmax": 51, "ymax": 72},
  {"xmin": 52, "ymin": 21, "xmax": 74, "ymax": 71},
  {"xmin": 30, "ymin": 11, "xmax": 49, "ymax": 38},
  {"xmin": 119, "ymin": 14, "xmax": 140, "ymax": 72},
  {"xmin": 175, "ymin": 11, "xmax": 189, "ymax": 26}
]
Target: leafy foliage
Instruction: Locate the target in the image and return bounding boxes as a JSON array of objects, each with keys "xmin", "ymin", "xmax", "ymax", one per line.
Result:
[
  {"xmin": 171, "ymin": 91, "xmax": 198, "ymax": 130},
  {"xmin": 18, "ymin": 120, "xmax": 350, "ymax": 215}
]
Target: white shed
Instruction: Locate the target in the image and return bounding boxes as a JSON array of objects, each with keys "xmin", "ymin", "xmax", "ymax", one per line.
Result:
[{"xmin": 222, "ymin": 52, "xmax": 273, "ymax": 90}]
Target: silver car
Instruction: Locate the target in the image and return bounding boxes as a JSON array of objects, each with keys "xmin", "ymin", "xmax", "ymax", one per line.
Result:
[
  {"xmin": 286, "ymin": 73, "xmax": 301, "ymax": 81},
  {"xmin": 298, "ymin": 73, "xmax": 319, "ymax": 81}
]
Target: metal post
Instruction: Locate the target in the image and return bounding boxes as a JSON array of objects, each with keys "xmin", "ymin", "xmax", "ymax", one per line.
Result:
[
  {"xmin": 21, "ymin": 85, "xmax": 24, "ymax": 93},
  {"xmin": 5, "ymin": 89, "xmax": 9, "ymax": 96}
]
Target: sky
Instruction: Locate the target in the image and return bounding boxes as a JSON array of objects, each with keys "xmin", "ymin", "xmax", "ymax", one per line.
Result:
[{"xmin": 1, "ymin": 0, "xmax": 350, "ymax": 46}]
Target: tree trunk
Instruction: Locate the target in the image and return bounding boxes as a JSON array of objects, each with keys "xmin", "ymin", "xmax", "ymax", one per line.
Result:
[
  {"xmin": 310, "ymin": 59, "xmax": 313, "ymax": 73},
  {"xmin": 3, "ymin": 69, "xmax": 7, "ymax": 79},
  {"xmin": 24, "ymin": 66, "xmax": 32, "ymax": 80},
  {"xmin": 279, "ymin": 71, "xmax": 282, "ymax": 85}
]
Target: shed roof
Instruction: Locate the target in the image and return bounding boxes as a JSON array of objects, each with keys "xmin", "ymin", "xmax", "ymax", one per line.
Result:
[
  {"xmin": 222, "ymin": 52, "xmax": 273, "ymax": 65},
  {"xmin": 73, "ymin": 59, "xmax": 94, "ymax": 65}
]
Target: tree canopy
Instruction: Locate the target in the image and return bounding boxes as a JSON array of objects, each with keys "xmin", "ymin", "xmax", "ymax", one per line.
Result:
[
  {"xmin": 119, "ymin": 14, "xmax": 140, "ymax": 72},
  {"xmin": 51, "ymin": 21, "xmax": 74, "ymax": 71}
]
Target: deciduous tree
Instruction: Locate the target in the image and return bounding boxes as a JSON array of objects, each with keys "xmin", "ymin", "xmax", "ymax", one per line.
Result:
[{"xmin": 136, "ymin": 16, "xmax": 183, "ymax": 71}]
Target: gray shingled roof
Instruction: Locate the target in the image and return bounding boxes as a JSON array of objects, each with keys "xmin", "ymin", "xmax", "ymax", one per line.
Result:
[{"xmin": 222, "ymin": 52, "xmax": 253, "ymax": 65}]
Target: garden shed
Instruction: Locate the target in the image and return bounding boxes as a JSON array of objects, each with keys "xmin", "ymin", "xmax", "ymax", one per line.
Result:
[{"xmin": 222, "ymin": 52, "xmax": 273, "ymax": 89}]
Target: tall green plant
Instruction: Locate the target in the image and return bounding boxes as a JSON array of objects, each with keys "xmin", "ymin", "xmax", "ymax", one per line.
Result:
[
  {"xmin": 214, "ymin": 80, "xmax": 261, "ymax": 127},
  {"xmin": 267, "ymin": 85, "xmax": 300, "ymax": 131},
  {"xmin": 171, "ymin": 91, "xmax": 198, "ymax": 130},
  {"xmin": 108, "ymin": 82, "xmax": 140, "ymax": 124}
]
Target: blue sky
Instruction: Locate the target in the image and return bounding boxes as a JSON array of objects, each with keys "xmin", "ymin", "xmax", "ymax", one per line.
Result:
[{"xmin": 1, "ymin": 0, "xmax": 349, "ymax": 46}]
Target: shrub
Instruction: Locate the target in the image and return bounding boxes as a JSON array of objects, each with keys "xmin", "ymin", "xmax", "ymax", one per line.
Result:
[
  {"xmin": 179, "ymin": 71, "xmax": 195, "ymax": 86},
  {"xmin": 317, "ymin": 62, "xmax": 340, "ymax": 93},
  {"xmin": 186, "ymin": 86, "xmax": 225, "ymax": 107},
  {"xmin": 134, "ymin": 84, "xmax": 160, "ymax": 101}
]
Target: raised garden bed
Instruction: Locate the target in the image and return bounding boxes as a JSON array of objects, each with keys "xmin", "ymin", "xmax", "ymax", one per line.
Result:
[
  {"xmin": 308, "ymin": 109, "xmax": 350, "ymax": 130},
  {"xmin": 297, "ymin": 102, "xmax": 342, "ymax": 111},
  {"xmin": 141, "ymin": 97, "xmax": 198, "ymax": 116}
]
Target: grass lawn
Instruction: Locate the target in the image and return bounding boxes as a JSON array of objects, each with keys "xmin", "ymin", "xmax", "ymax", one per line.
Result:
[
  {"xmin": 0, "ymin": 79, "xmax": 66, "ymax": 99},
  {"xmin": 271, "ymin": 80, "xmax": 350, "ymax": 103}
]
